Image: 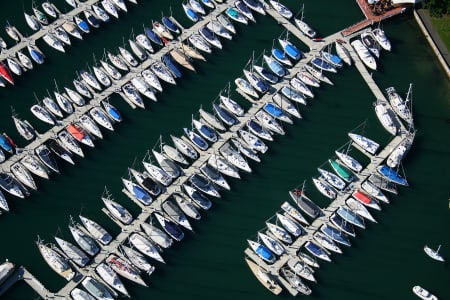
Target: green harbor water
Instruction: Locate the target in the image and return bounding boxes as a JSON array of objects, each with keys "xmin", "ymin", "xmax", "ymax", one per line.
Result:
[{"xmin": 0, "ymin": 0, "xmax": 449, "ymax": 299}]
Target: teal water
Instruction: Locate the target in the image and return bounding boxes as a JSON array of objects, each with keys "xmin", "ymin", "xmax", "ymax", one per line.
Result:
[{"xmin": 0, "ymin": 0, "xmax": 449, "ymax": 299}]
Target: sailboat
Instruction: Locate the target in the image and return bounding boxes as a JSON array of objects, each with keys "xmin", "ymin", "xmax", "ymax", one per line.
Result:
[{"xmin": 424, "ymin": 245, "xmax": 445, "ymax": 262}]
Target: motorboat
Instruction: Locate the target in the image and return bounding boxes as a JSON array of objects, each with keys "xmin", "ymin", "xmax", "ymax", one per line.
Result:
[
  {"xmin": 154, "ymin": 212, "xmax": 184, "ymax": 242},
  {"xmin": 122, "ymin": 83, "xmax": 145, "ymax": 108},
  {"xmin": 0, "ymin": 172, "xmax": 24, "ymax": 198},
  {"xmin": 54, "ymin": 236, "xmax": 90, "ymax": 267},
  {"xmin": 346, "ymin": 198, "xmax": 377, "ymax": 223},
  {"xmin": 92, "ymin": 66, "xmax": 111, "ymax": 87},
  {"xmin": 244, "ymin": 258, "xmax": 282, "ymax": 295},
  {"xmin": 335, "ymin": 150, "xmax": 363, "ymax": 173},
  {"xmin": 122, "ymin": 177, "xmax": 152, "ymax": 205},
  {"xmin": 105, "ymin": 254, "xmax": 148, "ymax": 287},
  {"xmin": 131, "ymin": 77, "xmax": 157, "ymax": 101},
  {"xmin": 294, "ymin": 18, "xmax": 316, "ymax": 38},
  {"xmin": 217, "ymin": 13, "xmax": 236, "ymax": 34},
  {"xmin": 263, "ymin": 102, "xmax": 293, "ymax": 124},
  {"xmin": 371, "ymin": 27, "xmax": 391, "ymax": 51},
  {"xmin": 182, "ymin": 3, "xmax": 199, "ymax": 22},
  {"xmin": 74, "ymin": 15, "xmax": 90, "ymax": 34},
  {"xmin": 192, "ymin": 119, "xmax": 218, "ymax": 143},
  {"xmin": 336, "ymin": 206, "xmax": 365, "ymax": 229},
  {"xmin": 152, "ymin": 149, "xmax": 180, "ymax": 178},
  {"xmin": 225, "ymin": 7, "xmax": 248, "ymax": 25},
  {"xmin": 350, "ymin": 39, "xmax": 377, "ymax": 70},
  {"xmin": 361, "ymin": 180, "xmax": 390, "ymax": 204},
  {"xmin": 230, "ymin": 137, "xmax": 261, "ymax": 163},
  {"xmin": 212, "ymin": 103, "xmax": 237, "ymax": 127},
  {"xmin": 162, "ymin": 200, "xmax": 193, "ymax": 231},
  {"xmin": 136, "ymin": 34, "xmax": 154, "ymax": 54},
  {"xmin": 238, "ymin": 129, "xmax": 268, "ymax": 153},
  {"xmin": 200, "ymin": 0, "xmax": 215, "ymax": 9},
  {"xmin": 247, "ymin": 240, "xmax": 276, "ymax": 264},
  {"xmin": 101, "ymin": 192, "xmax": 133, "ymax": 225},
  {"xmin": 208, "ymin": 153, "xmax": 240, "ymax": 179},
  {"xmin": 199, "ymin": 108, "xmax": 226, "ymax": 132},
  {"xmin": 73, "ymin": 79, "xmax": 92, "ymax": 98},
  {"xmin": 189, "ymin": 173, "xmax": 221, "ymax": 198},
  {"xmin": 189, "ymin": 0, "xmax": 206, "ymax": 15},
  {"xmin": 163, "ymin": 144, "xmax": 189, "ymax": 166},
  {"xmin": 107, "ymin": 51, "xmax": 129, "ymax": 72},
  {"xmin": 120, "ymin": 244, "xmax": 156, "ymax": 275},
  {"xmin": 161, "ymin": 16, "xmax": 181, "ymax": 34},
  {"xmin": 335, "ymin": 41, "xmax": 352, "ymax": 66},
  {"xmin": 53, "ymin": 26, "xmax": 71, "ymax": 46},
  {"xmin": 265, "ymin": 222, "xmax": 292, "ymax": 244},
  {"xmin": 170, "ymin": 49, "xmax": 196, "ymax": 72},
  {"xmin": 412, "ymin": 286, "xmax": 438, "ymax": 300},
  {"xmin": 66, "ymin": 123, "xmax": 95, "ymax": 147},
  {"xmin": 280, "ymin": 267, "xmax": 312, "ymax": 296},
  {"xmin": 92, "ymin": 3, "xmax": 110, "ymax": 23},
  {"xmin": 21, "ymin": 154, "xmax": 49, "ymax": 179},
  {"xmin": 304, "ymin": 64, "xmax": 333, "ymax": 85},
  {"xmin": 170, "ymin": 134, "xmax": 198, "ymax": 160},
  {"xmin": 287, "ymin": 256, "xmax": 316, "ymax": 283},
  {"xmin": 69, "ymin": 223, "xmax": 99, "ymax": 256},
  {"xmin": 386, "ymin": 86, "xmax": 412, "ymax": 124},
  {"xmin": 90, "ymin": 106, "xmax": 114, "ymax": 131},
  {"xmin": 272, "ymin": 48, "xmax": 292, "ymax": 67},
  {"xmin": 173, "ymin": 192, "xmax": 202, "ymax": 220},
  {"xmin": 243, "ymin": 69, "xmax": 270, "ymax": 94},
  {"xmin": 235, "ymin": 76, "xmax": 260, "ymax": 98},
  {"xmin": 118, "ymin": 47, "xmax": 138, "ymax": 67},
  {"xmin": 279, "ymin": 38, "xmax": 302, "ymax": 60},
  {"xmin": 188, "ymin": 33, "xmax": 212, "ymax": 54},
  {"xmin": 58, "ymin": 129, "xmax": 84, "ymax": 157},
  {"xmin": 162, "ymin": 53, "xmax": 183, "ymax": 78},
  {"xmin": 219, "ymin": 142, "xmax": 252, "ymax": 173},
  {"xmin": 35, "ymin": 144, "xmax": 59, "ymax": 173},
  {"xmin": 150, "ymin": 61, "xmax": 176, "ymax": 85},
  {"xmin": 320, "ymin": 224, "xmax": 351, "ymax": 247},
  {"xmin": 142, "ymin": 160, "xmax": 173, "ymax": 186},
  {"xmin": 387, "ymin": 134, "xmax": 414, "ymax": 168},
  {"xmin": 16, "ymin": 50, "xmax": 34, "ymax": 70},
  {"xmin": 12, "ymin": 113, "xmax": 36, "ymax": 141},
  {"xmin": 235, "ymin": 0, "xmax": 255, "ymax": 22},
  {"xmin": 246, "ymin": 118, "xmax": 273, "ymax": 141},
  {"xmin": 129, "ymin": 232, "xmax": 165, "ymax": 264},
  {"xmin": 311, "ymin": 57, "xmax": 337, "ymax": 73},
  {"xmin": 263, "ymin": 54, "xmax": 286, "ymax": 77},
  {"xmin": 330, "ymin": 213, "xmax": 355, "ymax": 237},
  {"xmin": 61, "ymin": 21, "xmax": 83, "ymax": 40},
  {"xmin": 128, "ymin": 168, "xmax": 161, "ymax": 196},
  {"xmin": 200, "ymin": 163, "xmax": 230, "ymax": 190},
  {"xmin": 153, "ymin": 20, "xmax": 173, "ymax": 40},
  {"xmin": 83, "ymin": 9, "xmax": 101, "ymax": 29},
  {"xmin": 79, "ymin": 114, "xmax": 103, "ymax": 139},
  {"xmin": 312, "ymin": 177, "xmax": 337, "ymax": 200},
  {"xmin": 352, "ymin": 190, "xmax": 381, "ymax": 211},
  {"xmin": 304, "ymin": 241, "xmax": 331, "ymax": 262},
  {"xmin": 95, "ymin": 263, "xmax": 129, "ymax": 297},
  {"xmin": 376, "ymin": 165, "xmax": 408, "ymax": 186},
  {"xmin": 207, "ymin": 20, "xmax": 232, "ymax": 40},
  {"xmin": 81, "ymin": 276, "xmax": 115, "ymax": 300},
  {"xmin": 255, "ymin": 110, "xmax": 284, "ymax": 135},
  {"xmin": 142, "ymin": 69, "xmax": 163, "ymax": 92},
  {"xmin": 281, "ymin": 201, "xmax": 308, "ymax": 225},
  {"xmin": 71, "ymin": 288, "xmax": 95, "ymax": 300},
  {"xmin": 10, "ymin": 162, "xmax": 37, "ymax": 190},
  {"xmin": 374, "ymin": 100, "xmax": 398, "ymax": 135},
  {"xmin": 276, "ymin": 213, "xmax": 303, "ymax": 237},
  {"xmin": 258, "ymin": 232, "xmax": 284, "ymax": 256},
  {"xmin": 184, "ymin": 127, "xmax": 209, "ymax": 151},
  {"xmin": 329, "ymin": 159, "xmax": 354, "ymax": 182},
  {"xmin": 243, "ymin": 0, "xmax": 266, "ymax": 15},
  {"xmin": 79, "ymin": 215, "xmax": 113, "ymax": 245},
  {"xmin": 313, "ymin": 231, "xmax": 342, "ymax": 254},
  {"xmin": 288, "ymin": 189, "xmax": 322, "ymax": 219},
  {"xmin": 318, "ymin": 168, "xmax": 346, "ymax": 190},
  {"xmin": 281, "ymin": 86, "xmax": 307, "ymax": 105},
  {"xmin": 361, "ymin": 30, "xmax": 381, "ymax": 58},
  {"xmin": 36, "ymin": 240, "xmax": 75, "ymax": 281},
  {"xmin": 269, "ymin": 0, "xmax": 293, "ymax": 19},
  {"xmin": 0, "ymin": 134, "xmax": 14, "ymax": 154},
  {"xmin": 182, "ymin": 184, "xmax": 212, "ymax": 210},
  {"xmin": 424, "ymin": 245, "xmax": 445, "ymax": 262},
  {"xmin": 0, "ymin": 62, "xmax": 14, "ymax": 85},
  {"xmin": 348, "ymin": 132, "xmax": 379, "ymax": 155}
]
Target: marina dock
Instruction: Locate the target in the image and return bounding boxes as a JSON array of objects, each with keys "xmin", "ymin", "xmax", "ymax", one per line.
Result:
[{"xmin": 1, "ymin": 1, "xmax": 416, "ymax": 299}]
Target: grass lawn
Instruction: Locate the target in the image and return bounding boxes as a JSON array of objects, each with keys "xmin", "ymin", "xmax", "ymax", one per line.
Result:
[{"xmin": 430, "ymin": 14, "xmax": 450, "ymax": 51}]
